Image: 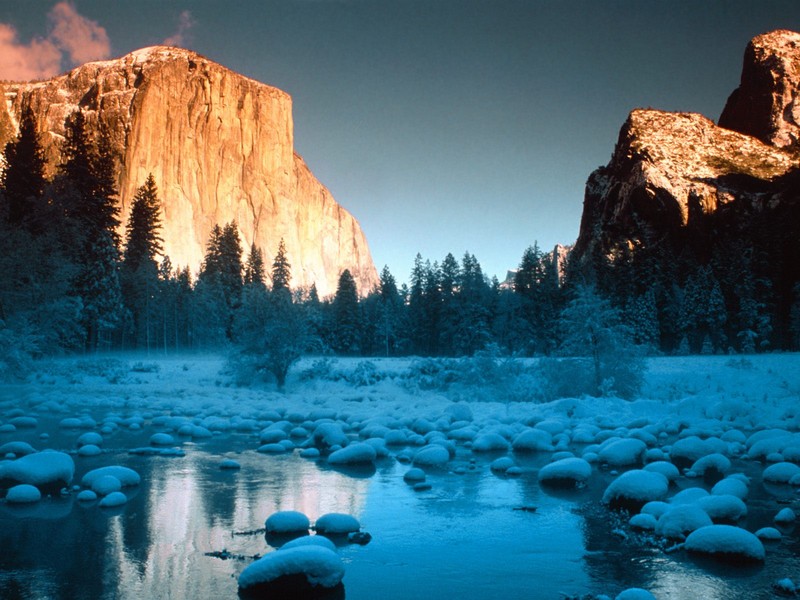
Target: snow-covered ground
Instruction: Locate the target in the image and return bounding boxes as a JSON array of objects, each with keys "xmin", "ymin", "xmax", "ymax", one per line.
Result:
[
  {"xmin": 7, "ymin": 352, "xmax": 799, "ymax": 433},
  {"xmin": 0, "ymin": 352, "xmax": 798, "ymax": 599}
]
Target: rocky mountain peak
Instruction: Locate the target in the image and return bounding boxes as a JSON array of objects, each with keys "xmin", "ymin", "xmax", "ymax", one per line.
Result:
[
  {"xmin": 719, "ymin": 29, "xmax": 800, "ymax": 151},
  {"xmin": 1, "ymin": 47, "xmax": 378, "ymax": 297},
  {"xmin": 574, "ymin": 30, "xmax": 800, "ymax": 261}
]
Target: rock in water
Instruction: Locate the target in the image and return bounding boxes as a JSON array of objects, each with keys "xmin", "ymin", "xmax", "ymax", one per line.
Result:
[{"xmin": 0, "ymin": 46, "xmax": 378, "ymax": 296}]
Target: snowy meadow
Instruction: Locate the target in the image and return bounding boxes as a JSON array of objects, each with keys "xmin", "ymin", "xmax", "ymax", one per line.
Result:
[{"xmin": 0, "ymin": 352, "xmax": 799, "ymax": 599}]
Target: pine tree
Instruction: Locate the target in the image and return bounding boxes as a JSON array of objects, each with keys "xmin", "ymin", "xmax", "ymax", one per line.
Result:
[
  {"xmin": 407, "ymin": 253, "xmax": 427, "ymax": 354},
  {"xmin": 453, "ymin": 252, "xmax": 491, "ymax": 355},
  {"xmin": 199, "ymin": 222, "xmax": 243, "ymax": 340},
  {"xmin": 121, "ymin": 175, "xmax": 163, "ymax": 349},
  {"xmin": 200, "ymin": 225, "xmax": 224, "ymax": 279},
  {"xmin": 58, "ymin": 111, "xmax": 123, "ymax": 350},
  {"xmin": 681, "ymin": 265, "xmax": 727, "ymax": 353},
  {"xmin": 243, "ymin": 243, "xmax": 266, "ymax": 288},
  {"xmin": 378, "ymin": 265, "xmax": 402, "ymax": 356},
  {"xmin": 74, "ymin": 231, "xmax": 124, "ymax": 351},
  {"xmin": 1, "ymin": 107, "xmax": 47, "ymax": 231},
  {"xmin": 332, "ymin": 269, "xmax": 360, "ymax": 354},
  {"xmin": 271, "ymin": 238, "xmax": 291, "ymax": 295},
  {"xmin": 123, "ymin": 174, "xmax": 162, "ymax": 269}
]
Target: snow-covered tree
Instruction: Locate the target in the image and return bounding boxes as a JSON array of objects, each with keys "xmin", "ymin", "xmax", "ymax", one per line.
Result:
[{"xmin": 556, "ymin": 284, "xmax": 645, "ymax": 399}]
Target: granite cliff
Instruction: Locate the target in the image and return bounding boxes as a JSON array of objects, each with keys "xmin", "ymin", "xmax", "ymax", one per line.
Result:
[
  {"xmin": 572, "ymin": 29, "xmax": 800, "ymax": 349},
  {"xmin": 0, "ymin": 46, "xmax": 379, "ymax": 297},
  {"xmin": 574, "ymin": 29, "xmax": 800, "ymax": 262}
]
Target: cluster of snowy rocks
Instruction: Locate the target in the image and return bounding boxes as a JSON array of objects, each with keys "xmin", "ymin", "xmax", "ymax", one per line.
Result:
[
  {"xmin": 2, "ymin": 366, "xmax": 800, "ymax": 598},
  {"xmin": 238, "ymin": 510, "xmax": 364, "ymax": 595}
]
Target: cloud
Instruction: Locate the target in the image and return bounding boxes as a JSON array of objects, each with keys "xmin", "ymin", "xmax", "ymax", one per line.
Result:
[
  {"xmin": 163, "ymin": 10, "xmax": 195, "ymax": 47},
  {"xmin": 0, "ymin": 23, "xmax": 61, "ymax": 80},
  {"xmin": 47, "ymin": 2, "xmax": 111, "ymax": 64},
  {"xmin": 0, "ymin": 2, "xmax": 110, "ymax": 81}
]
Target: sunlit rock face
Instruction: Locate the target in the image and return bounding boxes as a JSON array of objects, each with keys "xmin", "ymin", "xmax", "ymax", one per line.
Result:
[
  {"xmin": 719, "ymin": 29, "xmax": 800, "ymax": 151},
  {"xmin": 0, "ymin": 46, "xmax": 378, "ymax": 296},
  {"xmin": 573, "ymin": 30, "xmax": 800, "ymax": 262}
]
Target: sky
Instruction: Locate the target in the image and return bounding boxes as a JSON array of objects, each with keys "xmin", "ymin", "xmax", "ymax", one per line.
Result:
[{"xmin": 1, "ymin": 1, "xmax": 799, "ymax": 284}]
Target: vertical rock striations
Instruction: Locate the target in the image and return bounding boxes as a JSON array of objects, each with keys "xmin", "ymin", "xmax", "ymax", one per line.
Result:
[{"xmin": 0, "ymin": 46, "xmax": 379, "ymax": 296}]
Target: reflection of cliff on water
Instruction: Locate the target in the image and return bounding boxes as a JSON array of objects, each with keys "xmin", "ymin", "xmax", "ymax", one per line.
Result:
[{"xmin": 0, "ymin": 441, "xmax": 368, "ymax": 600}]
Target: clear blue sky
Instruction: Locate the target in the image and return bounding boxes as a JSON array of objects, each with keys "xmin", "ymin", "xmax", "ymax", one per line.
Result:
[{"xmin": 2, "ymin": 1, "xmax": 800, "ymax": 284}]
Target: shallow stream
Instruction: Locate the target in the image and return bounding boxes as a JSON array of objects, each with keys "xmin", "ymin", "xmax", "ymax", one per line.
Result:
[{"xmin": 0, "ymin": 421, "xmax": 797, "ymax": 599}]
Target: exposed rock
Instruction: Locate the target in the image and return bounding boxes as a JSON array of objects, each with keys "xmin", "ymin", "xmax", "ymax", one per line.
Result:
[
  {"xmin": 574, "ymin": 108, "xmax": 798, "ymax": 259},
  {"xmin": 0, "ymin": 46, "xmax": 378, "ymax": 296},
  {"xmin": 719, "ymin": 29, "xmax": 800, "ymax": 151},
  {"xmin": 571, "ymin": 30, "xmax": 800, "ymax": 351}
]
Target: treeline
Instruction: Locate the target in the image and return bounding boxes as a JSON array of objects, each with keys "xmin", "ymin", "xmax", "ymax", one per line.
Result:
[{"xmin": 1, "ymin": 108, "xmax": 799, "ymax": 378}]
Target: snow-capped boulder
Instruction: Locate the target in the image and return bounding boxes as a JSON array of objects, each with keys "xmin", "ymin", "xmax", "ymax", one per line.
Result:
[
  {"xmin": 91, "ymin": 475, "xmax": 122, "ymax": 496},
  {"xmin": 538, "ymin": 457, "xmax": 592, "ymax": 487},
  {"xmin": 238, "ymin": 546, "xmax": 344, "ymax": 593},
  {"xmin": 0, "ymin": 441, "xmax": 37, "ymax": 456},
  {"xmin": 98, "ymin": 491, "xmax": 127, "ymax": 508},
  {"xmin": 689, "ymin": 453, "xmax": 731, "ymax": 477},
  {"xmin": 696, "ymin": 494, "xmax": 748, "ymax": 523},
  {"xmin": 472, "ymin": 433, "xmax": 510, "ymax": 453},
  {"xmin": 412, "ymin": 445, "xmax": 450, "ymax": 468},
  {"xmin": 655, "ymin": 505, "xmax": 713, "ymax": 540},
  {"xmin": 512, "ymin": 428, "xmax": 554, "ymax": 452},
  {"xmin": 0, "ymin": 450, "xmax": 74, "ymax": 492},
  {"xmin": 403, "ymin": 468, "xmax": 426, "ymax": 483},
  {"xmin": 754, "ymin": 527, "xmax": 781, "ymax": 541},
  {"xmin": 5, "ymin": 484, "xmax": 42, "ymax": 504},
  {"xmin": 311, "ymin": 423, "xmax": 349, "ymax": 451},
  {"xmin": 81, "ymin": 466, "xmax": 140, "ymax": 488},
  {"xmin": 684, "ymin": 525, "xmax": 765, "ymax": 562},
  {"xmin": 266, "ymin": 511, "xmax": 311, "ymax": 534},
  {"xmin": 642, "ymin": 461, "xmax": 679, "ymax": 482},
  {"xmin": 328, "ymin": 443, "xmax": 377, "ymax": 466},
  {"xmin": 315, "ymin": 513, "xmax": 360, "ymax": 535},
  {"xmin": 77, "ymin": 444, "xmax": 102, "ymax": 457},
  {"xmin": 602, "ymin": 470, "xmax": 669, "ymax": 510},
  {"xmin": 598, "ymin": 438, "xmax": 646, "ymax": 467},
  {"xmin": 280, "ymin": 535, "xmax": 337, "ymax": 552},
  {"xmin": 763, "ymin": 462, "xmax": 800, "ymax": 484},
  {"xmin": 774, "ymin": 508, "xmax": 796, "ymax": 524},
  {"xmin": 711, "ymin": 476, "xmax": 749, "ymax": 499}
]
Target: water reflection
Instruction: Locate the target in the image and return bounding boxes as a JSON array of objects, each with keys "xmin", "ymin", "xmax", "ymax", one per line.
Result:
[
  {"xmin": 0, "ymin": 426, "xmax": 796, "ymax": 599},
  {"xmin": 0, "ymin": 434, "xmax": 369, "ymax": 600}
]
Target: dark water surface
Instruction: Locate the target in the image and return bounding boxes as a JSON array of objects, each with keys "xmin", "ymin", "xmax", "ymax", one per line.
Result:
[{"xmin": 0, "ymin": 422, "xmax": 797, "ymax": 599}]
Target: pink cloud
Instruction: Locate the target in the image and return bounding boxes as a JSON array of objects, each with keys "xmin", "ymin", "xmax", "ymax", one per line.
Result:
[
  {"xmin": 163, "ymin": 10, "xmax": 195, "ymax": 47},
  {"xmin": 47, "ymin": 1, "xmax": 111, "ymax": 64},
  {"xmin": 0, "ymin": 23, "xmax": 61, "ymax": 80},
  {"xmin": 0, "ymin": 2, "xmax": 110, "ymax": 81}
]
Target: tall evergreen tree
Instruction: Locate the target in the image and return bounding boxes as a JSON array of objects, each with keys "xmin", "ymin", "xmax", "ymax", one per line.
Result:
[
  {"xmin": 58, "ymin": 112, "xmax": 123, "ymax": 350},
  {"xmin": 271, "ymin": 238, "xmax": 291, "ymax": 295},
  {"xmin": 332, "ymin": 269, "xmax": 360, "ymax": 354},
  {"xmin": 452, "ymin": 252, "xmax": 491, "ymax": 355},
  {"xmin": 1, "ymin": 107, "xmax": 47, "ymax": 231},
  {"xmin": 199, "ymin": 222, "xmax": 243, "ymax": 340},
  {"xmin": 243, "ymin": 243, "xmax": 266, "ymax": 288},
  {"xmin": 200, "ymin": 225, "xmax": 224, "ymax": 279},
  {"xmin": 123, "ymin": 174, "xmax": 162, "ymax": 268},
  {"xmin": 378, "ymin": 265, "xmax": 403, "ymax": 356},
  {"xmin": 121, "ymin": 175, "xmax": 163, "ymax": 350}
]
